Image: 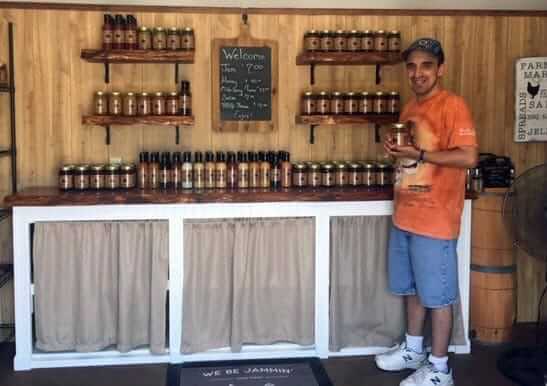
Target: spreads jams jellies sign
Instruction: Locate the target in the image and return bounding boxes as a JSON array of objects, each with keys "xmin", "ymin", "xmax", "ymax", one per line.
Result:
[{"xmin": 515, "ymin": 57, "xmax": 547, "ymax": 142}]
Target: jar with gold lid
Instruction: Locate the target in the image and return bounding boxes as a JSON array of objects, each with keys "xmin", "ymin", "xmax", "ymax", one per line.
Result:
[
  {"xmin": 359, "ymin": 91, "xmax": 373, "ymax": 115},
  {"xmin": 152, "ymin": 27, "xmax": 167, "ymax": 50},
  {"xmin": 374, "ymin": 30, "xmax": 388, "ymax": 52},
  {"xmin": 181, "ymin": 27, "xmax": 195, "ymax": 50},
  {"xmin": 317, "ymin": 91, "xmax": 331, "ymax": 115},
  {"xmin": 152, "ymin": 92, "xmax": 165, "ymax": 115},
  {"xmin": 388, "ymin": 91, "xmax": 400, "ymax": 115},
  {"xmin": 90, "ymin": 164, "xmax": 106, "ymax": 190},
  {"xmin": 59, "ymin": 165, "xmax": 74, "ymax": 191},
  {"xmin": 292, "ymin": 163, "xmax": 308, "ymax": 187},
  {"xmin": 344, "ymin": 92, "xmax": 360, "ymax": 115},
  {"xmin": 377, "ymin": 162, "xmax": 394, "ymax": 186},
  {"xmin": 120, "ymin": 164, "xmax": 136, "ymax": 189},
  {"xmin": 308, "ymin": 162, "xmax": 321, "ymax": 187},
  {"xmin": 321, "ymin": 163, "xmax": 335, "ymax": 187},
  {"xmin": 167, "ymin": 27, "xmax": 181, "ymax": 50},
  {"xmin": 374, "ymin": 91, "xmax": 387, "ymax": 114},
  {"xmin": 391, "ymin": 122, "xmax": 413, "ymax": 146},
  {"xmin": 109, "ymin": 92, "xmax": 122, "ymax": 115},
  {"xmin": 348, "ymin": 162, "xmax": 363, "ymax": 186},
  {"xmin": 166, "ymin": 92, "xmax": 179, "ymax": 115},
  {"xmin": 94, "ymin": 91, "xmax": 108, "ymax": 115},
  {"xmin": 330, "ymin": 92, "xmax": 344, "ymax": 115},
  {"xmin": 362, "ymin": 161, "xmax": 378, "ymax": 187},
  {"xmin": 138, "ymin": 26, "xmax": 152, "ymax": 50},
  {"xmin": 320, "ymin": 30, "xmax": 334, "ymax": 52},
  {"xmin": 123, "ymin": 92, "xmax": 137, "ymax": 116},
  {"xmin": 347, "ymin": 30, "xmax": 361, "ymax": 52},
  {"xmin": 361, "ymin": 30, "xmax": 374, "ymax": 52},
  {"xmin": 105, "ymin": 164, "xmax": 121, "ymax": 190},
  {"xmin": 335, "ymin": 162, "xmax": 349, "ymax": 186},
  {"xmin": 333, "ymin": 30, "xmax": 347, "ymax": 52},
  {"xmin": 387, "ymin": 30, "xmax": 401, "ymax": 52},
  {"xmin": 304, "ymin": 30, "xmax": 321, "ymax": 52},
  {"xmin": 74, "ymin": 165, "xmax": 90, "ymax": 191},
  {"xmin": 137, "ymin": 92, "xmax": 151, "ymax": 116},
  {"xmin": 302, "ymin": 91, "xmax": 317, "ymax": 115}
]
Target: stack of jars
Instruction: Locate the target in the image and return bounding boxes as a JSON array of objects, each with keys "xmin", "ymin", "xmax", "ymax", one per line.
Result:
[
  {"xmin": 301, "ymin": 90, "xmax": 399, "ymax": 116},
  {"xmin": 303, "ymin": 29, "xmax": 400, "ymax": 52},
  {"xmin": 103, "ymin": 14, "xmax": 195, "ymax": 51},
  {"xmin": 59, "ymin": 164, "xmax": 137, "ymax": 191}
]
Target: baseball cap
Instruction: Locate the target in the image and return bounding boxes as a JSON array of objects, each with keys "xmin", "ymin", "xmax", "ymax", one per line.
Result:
[{"xmin": 402, "ymin": 38, "xmax": 445, "ymax": 65}]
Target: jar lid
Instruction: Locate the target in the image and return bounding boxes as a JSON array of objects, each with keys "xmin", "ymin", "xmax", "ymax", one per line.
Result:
[
  {"xmin": 361, "ymin": 91, "xmax": 370, "ymax": 96},
  {"xmin": 293, "ymin": 162, "xmax": 308, "ymax": 170},
  {"xmin": 336, "ymin": 162, "xmax": 348, "ymax": 169},
  {"xmin": 332, "ymin": 91, "xmax": 342, "ymax": 96},
  {"xmin": 184, "ymin": 27, "xmax": 193, "ymax": 32},
  {"xmin": 389, "ymin": 30, "xmax": 400, "ymax": 34},
  {"xmin": 376, "ymin": 30, "xmax": 386, "ymax": 34},
  {"xmin": 138, "ymin": 26, "xmax": 149, "ymax": 32},
  {"xmin": 91, "ymin": 164, "xmax": 105, "ymax": 171},
  {"xmin": 155, "ymin": 92, "xmax": 164, "ymax": 96},
  {"xmin": 169, "ymin": 92, "xmax": 178, "ymax": 96},
  {"xmin": 140, "ymin": 92, "xmax": 149, "ymax": 96},
  {"xmin": 155, "ymin": 27, "xmax": 165, "ymax": 32},
  {"xmin": 106, "ymin": 164, "xmax": 120, "ymax": 171},
  {"xmin": 308, "ymin": 162, "xmax": 321, "ymax": 170},
  {"xmin": 306, "ymin": 29, "xmax": 318, "ymax": 34},
  {"xmin": 96, "ymin": 91, "xmax": 105, "ymax": 96},
  {"xmin": 363, "ymin": 29, "xmax": 372, "ymax": 34},
  {"xmin": 111, "ymin": 91, "xmax": 121, "ymax": 96},
  {"xmin": 322, "ymin": 163, "xmax": 335, "ymax": 170},
  {"xmin": 392, "ymin": 122, "xmax": 407, "ymax": 130},
  {"xmin": 121, "ymin": 163, "xmax": 136, "ymax": 171},
  {"xmin": 322, "ymin": 29, "xmax": 331, "ymax": 34},
  {"xmin": 376, "ymin": 91, "xmax": 384, "ymax": 96},
  {"xmin": 377, "ymin": 162, "xmax": 393, "ymax": 169},
  {"xmin": 319, "ymin": 91, "xmax": 329, "ymax": 96},
  {"xmin": 350, "ymin": 30, "xmax": 359, "ymax": 34},
  {"xmin": 362, "ymin": 161, "xmax": 377, "ymax": 169},
  {"xmin": 390, "ymin": 91, "xmax": 399, "ymax": 96},
  {"xmin": 346, "ymin": 92, "xmax": 355, "ymax": 96},
  {"xmin": 169, "ymin": 27, "xmax": 178, "ymax": 32},
  {"xmin": 61, "ymin": 164, "xmax": 75, "ymax": 171},
  {"xmin": 335, "ymin": 30, "xmax": 345, "ymax": 34},
  {"xmin": 126, "ymin": 92, "xmax": 135, "ymax": 96},
  {"xmin": 76, "ymin": 164, "xmax": 90, "ymax": 172},
  {"xmin": 304, "ymin": 91, "xmax": 314, "ymax": 96},
  {"xmin": 349, "ymin": 162, "xmax": 362, "ymax": 169}
]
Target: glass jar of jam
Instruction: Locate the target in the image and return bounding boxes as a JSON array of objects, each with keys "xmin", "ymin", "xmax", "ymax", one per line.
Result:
[
  {"xmin": 138, "ymin": 26, "xmax": 152, "ymax": 50},
  {"xmin": 105, "ymin": 164, "xmax": 121, "ymax": 189},
  {"xmin": 317, "ymin": 91, "xmax": 331, "ymax": 115},
  {"xmin": 166, "ymin": 92, "xmax": 179, "ymax": 115},
  {"xmin": 304, "ymin": 30, "xmax": 321, "ymax": 51},
  {"xmin": 391, "ymin": 122, "xmax": 413, "ymax": 146},
  {"xmin": 137, "ymin": 92, "xmax": 151, "ymax": 115},
  {"xmin": 59, "ymin": 165, "xmax": 74, "ymax": 191},
  {"xmin": 333, "ymin": 30, "xmax": 347, "ymax": 52},
  {"xmin": 308, "ymin": 162, "xmax": 321, "ymax": 187},
  {"xmin": 361, "ymin": 30, "xmax": 374, "ymax": 52},
  {"xmin": 123, "ymin": 92, "xmax": 137, "ymax": 116},
  {"xmin": 74, "ymin": 165, "xmax": 90, "ymax": 190},
  {"xmin": 94, "ymin": 91, "xmax": 108, "ymax": 115},
  {"xmin": 125, "ymin": 15, "xmax": 138, "ymax": 50},
  {"xmin": 167, "ymin": 27, "xmax": 181, "ymax": 50},
  {"xmin": 320, "ymin": 30, "xmax": 334, "ymax": 52},
  {"xmin": 335, "ymin": 162, "xmax": 349, "ymax": 186},
  {"xmin": 302, "ymin": 91, "xmax": 317, "ymax": 115},
  {"xmin": 181, "ymin": 27, "xmax": 195, "ymax": 50},
  {"xmin": 179, "ymin": 80, "xmax": 192, "ymax": 116},
  {"xmin": 330, "ymin": 92, "xmax": 344, "ymax": 115},
  {"xmin": 374, "ymin": 30, "xmax": 388, "ymax": 52},
  {"xmin": 347, "ymin": 30, "xmax": 361, "ymax": 52},
  {"xmin": 349, "ymin": 162, "xmax": 362, "ymax": 186},
  {"xmin": 377, "ymin": 162, "xmax": 394, "ymax": 186},
  {"xmin": 388, "ymin": 91, "xmax": 400, "ymax": 115},
  {"xmin": 362, "ymin": 161, "xmax": 377, "ymax": 187},
  {"xmin": 374, "ymin": 91, "xmax": 387, "ymax": 114},
  {"xmin": 109, "ymin": 91, "xmax": 122, "ymax": 115},
  {"xmin": 321, "ymin": 163, "xmax": 335, "ymax": 187},
  {"xmin": 112, "ymin": 14, "xmax": 125, "ymax": 50},
  {"xmin": 152, "ymin": 92, "xmax": 165, "ymax": 115},
  {"xmin": 292, "ymin": 163, "xmax": 308, "ymax": 187},
  {"xmin": 102, "ymin": 14, "xmax": 114, "ymax": 50},
  {"xmin": 387, "ymin": 30, "xmax": 401, "ymax": 52},
  {"xmin": 344, "ymin": 92, "xmax": 359, "ymax": 115},
  {"xmin": 152, "ymin": 27, "xmax": 167, "ymax": 50},
  {"xmin": 359, "ymin": 91, "xmax": 373, "ymax": 115},
  {"xmin": 120, "ymin": 164, "xmax": 136, "ymax": 189},
  {"xmin": 90, "ymin": 164, "xmax": 106, "ymax": 190}
]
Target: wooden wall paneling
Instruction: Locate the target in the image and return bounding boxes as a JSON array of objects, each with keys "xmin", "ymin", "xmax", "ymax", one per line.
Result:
[{"xmin": 0, "ymin": 19, "xmax": 10, "ymax": 199}]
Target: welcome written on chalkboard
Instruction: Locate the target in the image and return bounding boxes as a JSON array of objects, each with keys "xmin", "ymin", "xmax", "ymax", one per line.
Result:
[{"xmin": 220, "ymin": 46, "xmax": 272, "ymax": 121}]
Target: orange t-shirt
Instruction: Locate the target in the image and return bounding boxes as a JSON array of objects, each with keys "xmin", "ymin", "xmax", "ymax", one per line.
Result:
[{"xmin": 393, "ymin": 89, "xmax": 477, "ymax": 240}]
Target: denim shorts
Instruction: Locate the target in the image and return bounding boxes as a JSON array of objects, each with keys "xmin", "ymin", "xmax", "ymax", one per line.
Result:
[{"xmin": 388, "ymin": 224, "xmax": 459, "ymax": 308}]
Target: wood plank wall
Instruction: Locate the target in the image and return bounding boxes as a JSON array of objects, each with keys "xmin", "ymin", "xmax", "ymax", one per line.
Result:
[{"xmin": 0, "ymin": 8, "xmax": 545, "ymax": 322}]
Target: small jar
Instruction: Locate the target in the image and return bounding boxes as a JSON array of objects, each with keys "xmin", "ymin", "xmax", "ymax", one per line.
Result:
[
  {"xmin": 120, "ymin": 164, "xmax": 136, "ymax": 189},
  {"xmin": 137, "ymin": 92, "xmax": 151, "ymax": 115},
  {"xmin": 347, "ymin": 30, "xmax": 361, "ymax": 52},
  {"xmin": 392, "ymin": 122, "xmax": 413, "ymax": 146},
  {"xmin": 466, "ymin": 168, "xmax": 473, "ymax": 192},
  {"xmin": 301, "ymin": 91, "xmax": 317, "ymax": 115},
  {"xmin": 359, "ymin": 91, "xmax": 373, "ymax": 115},
  {"xmin": 335, "ymin": 162, "xmax": 349, "ymax": 186},
  {"xmin": 152, "ymin": 92, "xmax": 165, "ymax": 115},
  {"xmin": 321, "ymin": 163, "xmax": 335, "ymax": 187},
  {"xmin": 387, "ymin": 30, "xmax": 401, "ymax": 52},
  {"xmin": 472, "ymin": 168, "xmax": 483, "ymax": 193},
  {"xmin": 167, "ymin": 27, "xmax": 181, "ymax": 50},
  {"xmin": 374, "ymin": 91, "xmax": 387, "ymax": 114},
  {"xmin": 374, "ymin": 30, "xmax": 388, "ymax": 52},
  {"xmin": 308, "ymin": 162, "xmax": 321, "ymax": 187},
  {"xmin": 320, "ymin": 30, "xmax": 334, "ymax": 52},
  {"xmin": 344, "ymin": 92, "xmax": 359, "ymax": 115},
  {"xmin": 152, "ymin": 27, "xmax": 167, "ymax": 50},
  {"xmin": 333, "ymin": 30, "xmax": 347, "ymax": 52},
  {"xmin": 59, "ymin": 165, "xmax": 74, "ymax": 191},
  {"xmin": 361, "ymin": 30, "xmax": 374, "ymax": 52},
  {"xmin": 123, "ymin": 92, "xmax": 137, "ymax": 116},
  {"xmin": 362, "ymin": 161, "xmax": 378, "ymax": 187},
  {"xmin": 317, "ymin": 91, "xmax": 331, "ymax": 115},
  {"xmin": 388, "ymin": 91, "xmax": 400, "ymax": 115},
  {"xmin": 330, "ymin": 92, "xmax": 344, "ymax": 115},
  {"xmin": 90, "ymin": 164, "xmax": 106, "ymax": 190},
  {"xmin": 348, "ymin": 162, "xmax": 363, "ymax": 186},
  {"xmin": 166, "ymin": 92, "xmax": 179, "ymax": 115},
  {"xmin": 377, "ymin": 162, "xmax": 394, "ymax": 186},
  {"xmin": 304, "ymin": 30, "xmax": 321, "ymax": 52},
  {"xmin": 94, "ymin": 91, "xmax": 108, "ymax": 115},
  {"xmin": 105, "ymin": 164, "xmax": 121, "ymax": 189},
  {"xmin": 292, "ymin": 163, "xmax": 308, "ymax": 187},
  {"xmin": 109, "ymin": 91, "xmax": 122, "ymax": 115},
  {"xmin": 181, "ymin": 27, "xmax": 195, "ymax": 50},
  {"xmin": 138, "ymin": 26, "xmax": 152, "ymax": 50},
  {"xmin": 74, "ymin": 165, "xmax": 90, "ymax": 191}
]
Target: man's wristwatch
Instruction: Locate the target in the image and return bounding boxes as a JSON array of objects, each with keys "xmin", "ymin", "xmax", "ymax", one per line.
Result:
[{"xmin": 418, "ymin": 150, "xmax": 426, "ymax": 163}]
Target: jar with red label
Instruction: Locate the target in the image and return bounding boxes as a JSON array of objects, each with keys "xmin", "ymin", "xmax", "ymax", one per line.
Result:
[
  {"xmin": 330, "ymin": 92, "xmax": 344, "ymax": 115},
  {"xmin": 320, "ymin": 30, "xmax": 334, "ymax": 52},
  {"xmin": 347, "ymin": 30, "xmax": 361, "ymax": 52},
  {"xmin": 374, "ymin": 30, "xmax": 388, "ymax": 52},
  {"xmin": 109, "ymin": 92, "xmax": 122, "ymax": 115},
  {"xmin": 387, "ymin": 30, "xmax": 401, "ymax": 52},
  {"xmin": 152, "ymin": 92, "xmax": 165, "ymax": 115},
  {"xmin": 333, "ymin": 30, "xmax": 347, "ymax": 52},
  {"xmin": 167, "ymin": 27, "xmax": 181, "ymax": 50},
  {"xmin": 359, "ymin": 91, "xmax": 373, "ymax": 115},
  {"xmin": 374, "ymin": 91, "xmax": 387, "ymax": 114},
  {"xmin": 361, "ymin": 30, "xmax": 374, "ymax": 52},
  {"xmin": 302, "ymin": 91, "xmax": 317, "ymax": 115},
  {"xmin": 317, "ymin": 91, "xmax": 331, "ymax": 115},
  {"xmin": 335, "ymin": 162, "xmax": 348, "ymax": 186},
  {"xmin": 304, "ymin": 30, "xmax": 321, "ymax": 52},
  {"xmin": 137, "ymin": 92, "xmax": 151, "ymax": 115},
  {"xmin": 344, "ymin": 92, "xmax": 359, "ymax": 115}
]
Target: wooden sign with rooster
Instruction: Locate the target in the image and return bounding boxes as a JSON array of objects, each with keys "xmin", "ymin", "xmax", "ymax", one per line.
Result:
[{"xmin": 515, "ymin": 57, "xmax": 547, "ymax": 142}]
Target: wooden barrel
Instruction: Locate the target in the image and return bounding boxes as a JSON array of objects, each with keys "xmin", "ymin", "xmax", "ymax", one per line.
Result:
[{"xmin": 470, "ymin": 191, "xmax": 516, "ymax": 344}]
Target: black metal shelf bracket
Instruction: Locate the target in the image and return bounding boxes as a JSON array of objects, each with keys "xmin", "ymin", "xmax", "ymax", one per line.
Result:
[
  {"xmin": 105, "ymin": 125, "xmax": 111, "ymax": 145},
  {"xmin": 375, "ymin": 64, "xmax": 381, "ymax": 85},
  {"xmin": 104, "ymin": 62, "xmax": 110, "ymax": 83},
  {"xmin": 374, "ymin": 123, "xmax": 381, "ymax": 143},
  {"xmin": 174, "ymin": 63, "xmax": 179, "ymax": 84},
  {"xmin": 309, "ymin": 124, "xmax": 317, "ymax": 144},
  {"xmin": 310, "ymin": 64, "xmax": 316, "ymax": 85},
  {"xmin": 175, "ymin": 126, "xmax": 180, "ymax": 145}
]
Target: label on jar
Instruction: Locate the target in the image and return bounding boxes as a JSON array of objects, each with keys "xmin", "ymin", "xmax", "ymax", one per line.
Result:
[
  {"xmin": 359, "ymin": 98, "xmax": 372, "ymax": 114},
  {"xmin": 179, "ymin": 95, "xmax": 192, "ymax": 115},
  {"xmin": 138, "ymin": 33, "xmax": 152, "ymax": 50},
  {"xmin": 375, "ymin": 99, "xmax": 386, "ymax": 114},
  {"xmin": 153, "ymin": 99, "xmax": 165, "ymax": 115},
  {"xmin": 113, "ymin": 28, "xmax": 124, "ymax": 47},
  {"xmin": 103, "ymin": 30, "xmax": 113, "ymax": 44},
  {"xmin": 216, "ymin": 168, "xmax": 227, "ymax": 188},
  {"xmin": 374, "ymin": 36, "xmax": 387, "ymax": 51},
  {"xmin": 362, "ymin": 36, "xmax": 374, "ymax": 51},
  {"xmin": 389, "ymin": 99, "xmax": 400, "ymax": 114},
  {"xmin": 309, "ymin": 171, "xmax": 321, "ymax": 187},
  {"xmin": 95, "ymin": 99, "xmax": 107, "ymax": 115},
  {"xmin": 293, "ymin": 172, "xmax": 307, "ymax": 187},
  {"xmin": 59, "ymin": 175, "xmax": 73, "ymax": 190},
  {"xmin": 331, "ymin": 99, "xmax": 344, "ymax": 114},
  {"xmin": 153, "ymin": 34, "xmax": 166, "ymax": 50},
  {"xmin": 320, "ymin": 37, "xmax": 334, "ymax": 51},
  {"xmin": 125, "ymin": 30, "xmax": 137, "ymax": 45},
  {"xmin": 302, "ymin": 98, "xmax": 317, "ymax": 115},
  {"xmin": 336, "ymin": 171, "xmax": 348, "ymax": 186},
  {"xmin": 349, "ymin": 171, "xmax": 362, "ymax": 186},
  {"xmin": 363, "ymin": 171, "xmax": 376, "ymax": 186},
  {"xmin": 304, "ymin": 36, "xmax": 320, "ymax": 51},
  {"xmin": 322, "ymin": 173, "xmax": 334, "ymax": 186},
  {"xmin": 182, "ymin": 34, "xmax": 194, "ymax": 50},
  {"xmin": 318, "ymin": 99, "xmax": 330, "ymax": 114},
  {"xmin": 334, "ymin": 36, "xmax": 346, "ymax": 51},
  {"xmin": 168, "ymin": 35, "xmax": 181, "ymax": 50},
  {"xmin": 348, "ymin": 37, "xmax": 361, "ymax": 51},
  {"xmin": 388, "ymin": 37, "xmax": 401, "ymax": 51}
]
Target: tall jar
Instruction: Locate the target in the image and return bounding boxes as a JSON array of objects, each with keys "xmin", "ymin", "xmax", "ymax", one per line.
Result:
[
  {"xmin": 335, "ymin": 162, "xmax": 348, "ymax": 186},
  {"xmin": 308, "ymin": 162, "xmax": 321, "ymax": 187},
  {"xmin": 74, "ymin": 165, "xmax": 90, "ymax": 191},
  {"xmin": 90, "ymin": 164, "xmax": 106, "ymax": 190},
  {"xmin": 123, "ymin": 92, "xmax": 137, "ymax": 116},
  {"xmin": 102, "ymin": 14, "xmax": 114, "ymax": 50},
  {"xmin": 388, "ymin": 91, "xmax": 400, "ymax": 115},
  {"xmin": 179, "ymin": 81, "xmax": 192, "ymax": 116},
  {"xmin": 94, "ymin": 91, "xmax": 108, "ymax": 115},
  {"xmin": 137, "ymin": 92, "xmax": 151, "ymax": 115},
  {"xmin": 374, "ymin": 91, "xmax": 387, "ymax": 114},
  {"xmin": 348, "ymin": 162, "xmax": 363, "ymax": 186},
  {"xmin": 302, "ymin": 91, "xmax": 317, "ymax": 115},
  {"xmin": 320, "ymin": 30, "xmax": 334, "ymax": 52},
  {"xmin": 362, "ymin": 161, "xmax": 377, "ymax": 187},
  {"xmin": 304, "ymin": 30, "xmax": 321, "ymax": 52},
  {"xmin": 112, "ymin": 14, "xmax": 125, "ymax": 50},
  {"xmin": 387, "ymin": 30, "xmax": 401, "ymax": 52},
  {"xmin": 152, "ymin": 27, "xmax": 167, "ymax": 50},
  {"xmin": 317, "ymin": 91, "xmax": 331, "ymax": 115},
  {"xmin": 59, "ymin": 165, "xmax": 74, "ymax": 191},
  {"xmin": 330, "ymin": 92, "xmax": 344, "ymax": 115},
  {"xmin": 347, "ymin": 30, "xmax": 361, "ymax": 52},
  {"xmin": 333, "ymin": 30, "xmax": 347, "ymax": 52},
  {"xmin": 152, "ymin": 92, "xmax": 165, "ymax": 115},
  {"xmin": 292, "ymin": 163, "xmax": 308, "ymax": 187},
  {"xmin": 181, "ymin": 27, "xmax": 195, "ymax": 50},
  {"xmin": 105, "ymin": 164, "xmax": 121, "ymax": 190},
  {"xmin": 321, "ymin": 163, "xmax": 335, "ymax": 187},
  {"xmin": 374, "ymin": 30, "xmax": 388, "ymax": 52},
  {"xmin": 137, "ymin": 26, "xmax": 152, "ymax": 50},
  {"xmin": 120, "ymin": 164, "xmax": 136, "ymax": 189},
  {"xmin": 109, "ymin": 92, "xmax": 122, "ymax": 115},
  {"xmin": 167, "ymin": 27, "xmax": 181, "ymax": 50},
  {"xmin": 361, "ymin": 30, "xmax": 374, "ymax": 52},
  {"xmin": 125, "ymin": 15, "xmax": 138, "ymax": 49},
  {"xmin": 344, "ymin": 92, "xmax": 359, "ymax": 115},
  {"xmin": 359, "ymin": 91, "xmax": 373, "ymax": 115},
  {"xmin": 166, "ymin": 92, "xmax": 179, "ymax": 115}
]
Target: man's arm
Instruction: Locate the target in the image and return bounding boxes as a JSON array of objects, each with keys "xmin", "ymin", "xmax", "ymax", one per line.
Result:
[{"xmin": 384, "ymin": 141, "xmax": 478, "ymax": 169}]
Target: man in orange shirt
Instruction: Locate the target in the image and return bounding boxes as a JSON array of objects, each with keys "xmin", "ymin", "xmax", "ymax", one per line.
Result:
[{"xmin": 374, "ymin": 38, "xmax": 478, "ymax": 386}]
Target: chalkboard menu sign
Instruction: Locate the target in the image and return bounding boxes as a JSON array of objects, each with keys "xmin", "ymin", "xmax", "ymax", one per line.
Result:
[{"xmin": 220, "ymin": 46, "xmax": 272, "ymax": 121}]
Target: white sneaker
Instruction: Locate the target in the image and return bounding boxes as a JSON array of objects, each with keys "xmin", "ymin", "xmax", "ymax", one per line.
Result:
[
  {"xmin": 400, "ymin": 363, "xmax": 454, "ymax": 386},
  {"xmin": 375, "ymin": 342, "xmax": 427, "ymax": 371}
]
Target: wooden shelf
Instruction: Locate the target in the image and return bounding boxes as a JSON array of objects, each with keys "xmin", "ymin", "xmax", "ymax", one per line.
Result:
[
  {"xmin": 296, "ymin": 114, "xmax": 398, "ymax": 125},
  {"xmin": 82, "ymin": 115, "xmax": 194, "ymax": 126},
  {"xmin": 81, "ymin": 49, "xmax": 195, "ymax": 64},
  {"xmin": 296, "ymin": 51, "xmax": 402, "ymax": 66}
]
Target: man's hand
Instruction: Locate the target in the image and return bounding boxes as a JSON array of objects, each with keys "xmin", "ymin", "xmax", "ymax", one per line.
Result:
[{"xmin": 384, "ymin": 134, "xmax": 421, "ymax": 160}]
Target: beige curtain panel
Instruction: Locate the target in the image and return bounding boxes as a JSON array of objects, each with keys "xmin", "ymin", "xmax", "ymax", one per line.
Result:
[
  {"xmin": 182, "ymin": 218, "xmax": 315, "ymax": 353},
  {"xmin": 329, "ymin": 216, "xmax": 466, "ymax": 351},
  {"xmin": 33, "ymin": 221, "xmax": 168, "ymax": 354}
]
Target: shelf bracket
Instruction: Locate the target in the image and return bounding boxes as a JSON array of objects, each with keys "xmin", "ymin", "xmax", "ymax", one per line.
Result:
[
  {"xmin": 309, "ymin": 124, "xmax": 317, "ymax": 144},
  {"xmin": 175, "ymin": 125, "xmax": 180, "ymax": 145},
  {"xmin": 375, "ymin": 64, "xmax": 381, "ymax": 85},
  {"xmin": 374, "ymin": 123, "xmax": 381, "ymax": 143},
  {"xmin": 174, "ymin": 63, "xmax": 179, "ymax": 84},
  {"xmin": 105, "ymin": 125, "xmax": 111, "ymax": 145},
  {"xmin": 310, "ymin": 64, "xmax": 316, "ymax": 85},
  {"xmin": 104, "ymin": 62, "xmax": 110, "ymax": 83}
]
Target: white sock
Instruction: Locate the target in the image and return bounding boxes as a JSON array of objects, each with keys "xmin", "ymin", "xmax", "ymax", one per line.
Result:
[
  {"xmin": 429, "ymin": 354, "xmax": 449, "ymax": 373},
  {"xmin": 405, "ymin": 333, "xmax": 424, "ymax": 354}
]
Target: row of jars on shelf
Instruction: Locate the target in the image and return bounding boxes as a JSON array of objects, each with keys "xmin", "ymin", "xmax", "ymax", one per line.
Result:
[
  {"xmin": 94, "ymin": 90, "xmax": 191, "ymax": 116},
  {"xmin": 103, "ymin": 14, "xmax": 195, "ymax": 51},
  {"xmin": 302, "ymin": 91, "xmax": 400, "ymax": 116},
  {"xmin": 304, "ymin": 29, "xmax": 401, "ymax": 52}
]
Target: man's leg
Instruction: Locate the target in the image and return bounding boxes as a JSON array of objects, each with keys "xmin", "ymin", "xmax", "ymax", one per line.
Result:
[
  {"xmin": 407, "ymin": 294, "xmax": 426, "ymax": 337},
  {"xmin": 431, "ymin": 305, "xmax": 452, "ymax": 357}
]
